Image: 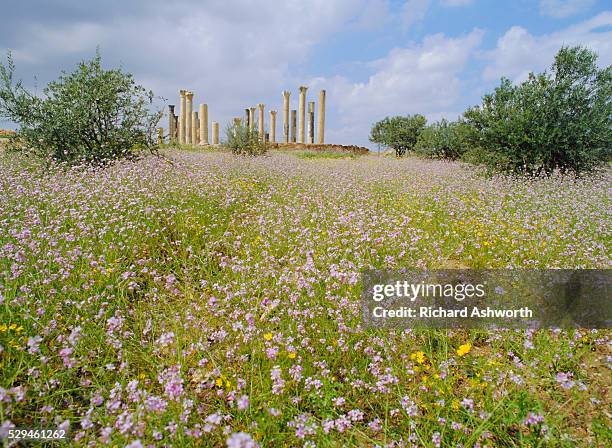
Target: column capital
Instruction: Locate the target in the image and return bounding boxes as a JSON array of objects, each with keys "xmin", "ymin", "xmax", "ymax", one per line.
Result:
[
  {"xmin": 270, "ymin": 110, "xmax": 277, "ymax": 116},
  {"xmin": 258, "ymin": 103, "xmax": 265, "ymax": 110},
  {"xmin": 179, "ymin": 89, "xmax": 186, "ymax": 96},
  {"xmin": 282, "ymin": 90, "xmax": 291, "ymax": 98},
  {"xmin": 185, "ymin": 91, "xmax": 194, "ymax": 99},
  {"xmin": 299, "ymin": 86, "xmax": 308, "ymax": 93}
]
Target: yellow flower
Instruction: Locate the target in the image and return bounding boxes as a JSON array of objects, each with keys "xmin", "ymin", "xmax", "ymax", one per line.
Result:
[
  {"xmin": 0, "ymin": 324, "xmax": 7, "ymax": 332},
  {"xmin": 9, "ymin": 323, "xmax": 17, "ymax": 330},
  {"xmin": 457, "ymin": 343, "xmax": 472, "ymax": 356},
  {"xmin": 15, "ymin": 326, "xmax": 24, "ymax": 333},
  {"xmin": 287, "ymin": 352, "xmax": 297, "ymax": 359},
  {"xmin": 215, "ymin": 377, "xmax": 223, "ymax": 387},
  {"xmin": 451, "ymin": 399, "xmax": 460, "ymax": 411},
  {"xmin": 263, "ymin": 332, "xmax": 273, "ymax": 341},
  {"xmin": 411, "ymin": 351, "xmax": 426, "ymax": 364}
]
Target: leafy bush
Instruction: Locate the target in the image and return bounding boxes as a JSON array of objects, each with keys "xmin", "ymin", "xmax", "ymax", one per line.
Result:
[
  {"xmin": 369, "ymin": 114, "xmax": 426, "ymax": 157},
  {"xmin": 0, "ymin": 50, "xmax": 161, "ymax": 165},
  {"xmin": 464, "ymin": 46, "xmax": 611, "ymax": 176},
  {"xmin": 414, "ymin": 119, "xmax": 474, "ymax": 160},
  {"xmin": 225, "ymin": 121, "xmax": 268, "ymax": 156}
]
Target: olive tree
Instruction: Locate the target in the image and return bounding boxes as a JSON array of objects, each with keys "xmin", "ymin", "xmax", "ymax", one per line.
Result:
[
  {"xmin": 0, "ymin": 50, "xmax": 162, "ymax": 165},
  {"xmin": 464, "ymin": 46, "xmax": 611, "ymax": 175},
  {"xmin": 369, "ymin": 114, "xmax": 427, "ymax": 157},
  {"xmin": 414, "ymin": 118, "xmax": 474, "ymax": 160}
]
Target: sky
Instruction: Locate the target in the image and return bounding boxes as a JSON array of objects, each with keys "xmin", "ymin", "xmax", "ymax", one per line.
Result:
[{"xmin": 1, "ymin": 0, "xmax": 611, "ymax": 149}]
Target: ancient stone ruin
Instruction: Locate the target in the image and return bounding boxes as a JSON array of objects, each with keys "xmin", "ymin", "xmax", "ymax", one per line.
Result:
[{"xmin": 163, "ymin": 87, "xmax": 327, "ymax": 147}]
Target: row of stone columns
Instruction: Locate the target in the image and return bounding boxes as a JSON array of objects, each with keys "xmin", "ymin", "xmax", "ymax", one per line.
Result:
[
  {"xmin": 242, "ymin": 88, "xmax": 326, "ymax": 145},
  {"xmin": 166, "ymin": 90, "xmax": 218, "ymax": 145},
  {"xmin": 165, "ymin": 86, "xmax": 326, "ymax": 147}
]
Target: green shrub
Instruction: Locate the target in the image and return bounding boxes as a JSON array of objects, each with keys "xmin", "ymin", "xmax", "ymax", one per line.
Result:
[
  {"xmin": 225, "ymin": 121, "xmax": 268, "ymax": 156},
  {"xmin": 0, "ymin": 50, "xmax": 162, "ymax": 165},
  {"xmin": 464, "ymin": 46, "xmax": 611, "ymax": 176},
  {"xmin": 414, "ymin": 119, "xmax": 474, "ymax": 160},
  {"xmin": 369, "ymin": 114, "xmax": 426, "ymax": 157}
]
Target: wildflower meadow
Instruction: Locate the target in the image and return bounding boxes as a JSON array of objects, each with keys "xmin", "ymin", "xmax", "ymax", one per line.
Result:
[{"xmin": 0, "ymin": 149, "xmax": 610, "ymax": 447}]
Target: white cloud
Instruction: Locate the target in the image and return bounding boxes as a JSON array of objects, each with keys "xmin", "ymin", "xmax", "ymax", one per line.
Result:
[
  {"xmin": 400, "ymin": 0, "xmax": 431, "ymax": 30},
  {"xmin": 12, "ymin": 22, "xmax": 107, "ymax": 63},
  {"xmin": 539, "ymin": 0, "xmax": 596, "ymax": 19},
  {"xmin": 483, "ymin": 11, "xmax": 612, "ymax": 82},
  {"xmin": 352, "ymin": 0, "xmax": 391, "ymax": 30},
  {"xmin": 2, "ymin": 0, "xmax": 383, "ymax": 141},
  {"xmin": 440, "ymin": 0, "xmax": 474, "ymax": 6},
  {"xmin": 4, "ymin": 1, "xmax": 608, "ymax": 148},
  {"xmin": 311, "ymin": 29, "xmax": 484, "ymax": 146}
]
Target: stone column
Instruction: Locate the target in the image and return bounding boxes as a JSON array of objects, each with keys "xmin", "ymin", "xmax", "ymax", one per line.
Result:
[
  {"xmin": 174, "ymin": 115, "xmax": 179, "ymax": 141},
  {"xmin": 269, "ymin": 110, "xmax": 277, "ymax": 143},
  {"xmin": 168, "ymin": 105, "xmax": 176, "ymax": 143},
  {"xmin": 308, "ymin": 101, "xmax": 315, "ymax": 144},
  {"xmin": 197, "ymin": 114, "xmax": 201, "ymax": 145},
  {"xmin": 249, "ymin": 107, "xmax": 256, "ymax": 132},
  {"xmin": 199, "ymin": 104, "xmax": 208, "ymax": 145},
  {"xmin": 245, "ymin": 108, "xmax": 250, "ymax": 129},
  {"xmin": 282, "ymin": 90, "xmax": 290, "ymax": 143},
  {"xmin": 298, "ymin": 86, "xmax": 308, "ymax": 143},
  {"xmin": 257, "ymin": 104, "xmax": 265, "ymax": 141},
  {"xmin": 317, "ymin": 89, "xmax": 326, "ymax": 144},
  {"xmin": 212, "ymin": 121, "xmax": 219, "ymax": 144},
  {"xmin": 192, "ymin": 111, "xmax": 199, "ymax": 145},
  {"xmin": 157, "ymin": 127, "xmax": 164, "ymax": 145},
  {"xmin": 185, "ymin": 91, "xmax": 194, "ymax": 144},
  {"xmin": 179, "ymin": 90, "xmax": 186, "ymax": 144},
  {"xmin": 290, "ymin": 109, "xmax": 297, "ymax": 143}
]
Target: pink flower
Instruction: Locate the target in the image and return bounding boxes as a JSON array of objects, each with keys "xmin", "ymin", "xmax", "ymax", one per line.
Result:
[
  {"xmin": 237, "ymin": 394, "xmax": 249, "ymax": 411},
  {"xmin": 226, "ymin": 432, "xmax": 259, "ymax": 448}
]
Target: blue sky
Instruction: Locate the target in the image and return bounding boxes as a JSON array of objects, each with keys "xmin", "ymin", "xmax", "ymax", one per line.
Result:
[{"xmin": 1, "ymin": 0, "xmax": 611, "ymax": 148}]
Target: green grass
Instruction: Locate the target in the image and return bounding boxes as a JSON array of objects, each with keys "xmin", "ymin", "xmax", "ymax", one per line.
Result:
[{"xmin": 294, "ymin": 150, "xmax": 357, "ymax": 159}]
